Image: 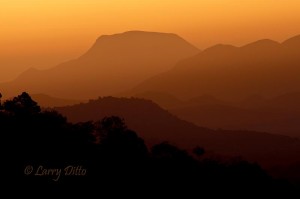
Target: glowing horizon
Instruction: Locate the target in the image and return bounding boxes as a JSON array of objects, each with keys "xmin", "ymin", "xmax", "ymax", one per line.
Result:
[{"xmin": 1, "ymin": 0, "xmax": 300, "ymax": 81}]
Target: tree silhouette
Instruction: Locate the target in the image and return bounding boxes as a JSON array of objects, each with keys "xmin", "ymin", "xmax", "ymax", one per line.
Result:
[
  {"xmin": 193, "ymin": 146, "xmax": 205, "ymax": 157},
  {"xmin": 3, "ymin": 92, "xmax": 40, "ymax": 115},
  {"xmin": 0, "ymin": 92, "xmax": 2, "ymax": 110},
  {"xmin": 151, "ymin": 141, "xmax": 194, "ymax": 163},
  {"xmin": 96, "ymin": 116, "xmax": 148, "ymax": 160}
]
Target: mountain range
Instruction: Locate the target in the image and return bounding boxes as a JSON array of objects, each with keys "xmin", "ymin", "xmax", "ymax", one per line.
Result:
[
  {"xmin": 2, "ymin": 31, "xmax": 299, "ymax": 139},
  {"xmin": 129, "ymin": 35, "xmax": 300, "ymax": 101},
  {"xmin": 0, "ymin": 31, "xmax": 199, "ymax": 99},
  {"xmin": 2, "ymin": 30, "xmax": 300, "ymax": 182},
  {"xmin": 2, "ymin": 31, "xmax": 300, "ymax": 103}
]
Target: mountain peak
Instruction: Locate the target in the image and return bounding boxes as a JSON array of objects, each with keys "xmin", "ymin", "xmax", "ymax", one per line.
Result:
[
  {"xmin": 94, "ymin": 30, "xmax": 192, "ymax": 45},
  {"xmin": 3, "ymin": 31, "xmax": 200, "ymax": 99},
  {"xmin": 242, "ymin": 39, "xmax": 280, "ymax": 50},
  {"xmin": 98, "ymin": 30, "xmax": 177, "ymax": 38},
  {"xmin": 82, "ymin": 30, "xmax": 199, "ymax": 59}
]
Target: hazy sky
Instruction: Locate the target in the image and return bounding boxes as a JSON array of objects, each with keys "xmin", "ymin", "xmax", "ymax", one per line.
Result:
[{"xmin": 1, "ymin": 0, "xmax": 300, "ymax": 81}]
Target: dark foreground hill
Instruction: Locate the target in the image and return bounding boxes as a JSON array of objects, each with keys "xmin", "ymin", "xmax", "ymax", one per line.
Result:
[
  {"xmin": 56, "ymin": 97, "xmax": 300, "ymax": 170},
  {"xmin": 2, "ymin": 92, "xmax": 298, "ymax": 197}
]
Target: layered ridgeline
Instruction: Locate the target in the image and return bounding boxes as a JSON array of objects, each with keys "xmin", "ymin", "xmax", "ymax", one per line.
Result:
[
  {"xmin": 130, "ymin": 35, "xmax": 300, "ymax": 101},
  {"xmin": 55, "ymin": 97, "xmax": 300, "ymax": 171},
  {"xmin": 133, "ymin": 92, "xmax": 300, "ymax": 138},
  {"xmin": 169, "ymin": 93, "xmax": 300, "ymax": 138},
  {"xmin": 0, "ymin": 31, "xmax": 199, "ymax": 99},
  {"xmin": 126, "ymin": 35, "xmax": 300, "ymax": 138}
]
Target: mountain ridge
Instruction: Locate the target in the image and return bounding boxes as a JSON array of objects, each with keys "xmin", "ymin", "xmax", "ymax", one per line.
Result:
[
  {"xmin": 0, "ymin": 31, "xmax": 199, "ymax": 99},
  {"xmin": 129, "ymin": 34, "xmax": 300, "ymax": 101}
]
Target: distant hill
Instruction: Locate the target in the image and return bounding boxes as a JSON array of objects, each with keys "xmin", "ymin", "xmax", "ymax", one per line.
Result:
[
  {"xmin": 130, "ymin": 35, "xmax": 300, "ymax": 101},
  {"xmin": 55, "ymin": 97, "xmax": 300, "ymax": 168},
  {"xmin": 133, "ymin": 92, "xmax": 229, "ymax": 109},
  {"xmin": 129, "ymin": 90, "xmax": 300, "ymax": 139},
  {"xmin": 31, "ymin": 94, "xmax": 84, "ymax": 108},
  {"xmin": 0, "ymin": 31, "xmax": 199, "ymax": 99},
  {"xmin": 133, "ymin": 91, "xmax": 185, "ymax": 108},
  {"xmin": 168, "ymin": 93, "xmax": 300, "ymax": 138}
]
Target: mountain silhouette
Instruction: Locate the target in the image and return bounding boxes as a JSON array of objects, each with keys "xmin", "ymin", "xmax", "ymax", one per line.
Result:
[
  {"xmin": 55, "ymin": 96, "xmax": 300, "ymax": 170},
  {"xmin": 129, "ymin": 34, "xmax": 300, "ymax": 101},
  {"xmin": 0, "ymin": 31, "xmax": 199, "ymax": 99}
]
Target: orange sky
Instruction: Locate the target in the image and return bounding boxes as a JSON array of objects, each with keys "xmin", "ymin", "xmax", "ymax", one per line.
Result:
[{"xmin": 1, "ymin": 0, "xmax": 300, "ymax": 82}]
